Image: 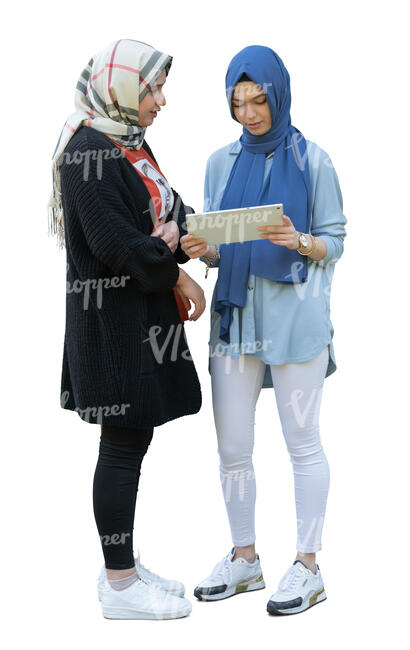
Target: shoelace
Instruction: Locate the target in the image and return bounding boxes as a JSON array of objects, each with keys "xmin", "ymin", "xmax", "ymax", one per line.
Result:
[
  {"xmin": 137, "ymin": 561, "xmax": 162, "ymax": 581},
  {"xmin": 209, "ymin": 552, "xmax": 233, "ymax": 586},
  {"xmin": 279, "ymin": 565, "xmax": 305, "ymax": 592},
  {"xmin": 140, "ymin": 578, "xmax": 170, "ymax": 595},
  {"xmin": 135, "ymin": 552, "xmax": 163, "ymax": 582},
  {"xmin": 135, "ymin": 555, "xmax": 179, "ymax": 593}
]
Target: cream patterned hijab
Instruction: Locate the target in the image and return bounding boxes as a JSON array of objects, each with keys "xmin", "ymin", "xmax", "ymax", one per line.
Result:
[{"xmin": 48, "ymin": 39, "xmax": 172, "ymax": 248}]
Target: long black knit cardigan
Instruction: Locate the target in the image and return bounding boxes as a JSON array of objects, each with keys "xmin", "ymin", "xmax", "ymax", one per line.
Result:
[{"xmin": 59, "ymin": 126, "xmax": 202, "ymax": 427}]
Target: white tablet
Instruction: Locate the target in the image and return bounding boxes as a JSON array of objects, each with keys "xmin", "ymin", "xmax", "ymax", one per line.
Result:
[{"xmin": 186, "ymin": 203, "xmax": 283, "ymax": 245}]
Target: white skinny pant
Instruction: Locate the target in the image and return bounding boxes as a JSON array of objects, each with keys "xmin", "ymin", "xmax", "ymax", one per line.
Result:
[{"xmin": 210, "ymin": 345, "xmax": 330, "ymax": 553}]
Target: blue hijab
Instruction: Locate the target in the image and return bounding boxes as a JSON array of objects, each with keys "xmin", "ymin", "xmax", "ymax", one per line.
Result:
[{"xmin": 214, "ymin": 45, "xmax": 312, "ymax": 343}]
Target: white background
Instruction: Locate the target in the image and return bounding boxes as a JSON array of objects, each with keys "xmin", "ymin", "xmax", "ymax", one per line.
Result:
[{"xmin": 2, "ymin": 0, "xmax": 409, "ymax": 647}]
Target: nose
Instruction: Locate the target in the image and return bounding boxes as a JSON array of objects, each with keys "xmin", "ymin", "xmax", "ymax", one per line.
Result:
[
  {"xmin": 155, "ymin": 91, "xmax": 166, "ymax": 108},
  {"xmin": 244, "ymin": 103, "xmax": 257, "ymax": 121}
]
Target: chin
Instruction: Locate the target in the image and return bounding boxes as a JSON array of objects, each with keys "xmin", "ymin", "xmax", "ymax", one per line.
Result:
[{"xmin": 256, "ymin": 125, "xmax": 270, "ymax": 135}]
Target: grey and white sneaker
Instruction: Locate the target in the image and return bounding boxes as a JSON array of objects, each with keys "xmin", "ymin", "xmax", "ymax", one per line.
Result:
[
  {"xmin": 100, "ymin": 576, "xmax": 191, "ymax": 620},
  {"xmin": 267, "ymin": 559, "xmax": 327, "ymax": 615},
  {"xmin": 194, "ymin": 547, "xmax": 265, "ymax": 601},
  {"xmin": 97, "ymin": 551, "xmax": 185, "ymax": 600}
]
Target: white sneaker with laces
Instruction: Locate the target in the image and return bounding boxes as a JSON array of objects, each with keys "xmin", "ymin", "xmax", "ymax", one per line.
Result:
[
  {"xmin": 267, "ymin": 559, "xmax": 327, "ymax": 615},
  {"xmin": 100, "ymin": 576, "xmax": 191, "ymax": 620},
  {"xmin": 194, "ymin": 547, "xmax": 265, "ymax": 601},
  {"xmin": 97, "ymin": 550, "xmax": 185, "ymax": 600}
]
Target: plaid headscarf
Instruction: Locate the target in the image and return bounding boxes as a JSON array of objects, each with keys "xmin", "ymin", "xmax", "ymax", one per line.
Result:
[{"xmin": 48, "ymin": 39, "xmax": 172, "ymax": 249}]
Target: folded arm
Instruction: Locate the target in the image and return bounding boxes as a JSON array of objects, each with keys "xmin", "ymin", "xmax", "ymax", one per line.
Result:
[{"xmin": 60, "ymin": 134, "xmax": 180, "ymax": 294}]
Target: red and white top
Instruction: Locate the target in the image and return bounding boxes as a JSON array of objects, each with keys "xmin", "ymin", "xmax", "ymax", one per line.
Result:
[
  {"xmin": 108, "ymin": 138, "xmax": 188, "ymax": 321},
  {"xmin": 108, "ymin": 138, "xmax": 174, "ymax": 228}
]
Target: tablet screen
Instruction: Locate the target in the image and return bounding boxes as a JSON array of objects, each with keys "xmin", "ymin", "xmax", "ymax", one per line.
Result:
[{"xmin": 186, "ymin": 203, "xmax": 283, "ymax": 245}]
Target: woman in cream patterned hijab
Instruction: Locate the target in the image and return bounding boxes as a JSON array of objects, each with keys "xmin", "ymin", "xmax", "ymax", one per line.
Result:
[{"xmin": 48, "ymin": 38, "xmax": 172, "ymax": 248}]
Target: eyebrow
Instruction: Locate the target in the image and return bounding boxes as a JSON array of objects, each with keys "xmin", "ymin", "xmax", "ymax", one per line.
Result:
[{"xmin": 232, "ymin": 92, "xmax": 266, "ymax": 102}]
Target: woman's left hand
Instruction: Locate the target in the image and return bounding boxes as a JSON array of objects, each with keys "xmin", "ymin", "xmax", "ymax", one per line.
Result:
[
  {"xmin": 258, "ymin": 214, "xmax": 299, "ymax": 250},
  {"xmin": 151, "ymin": 220, "xmax": 180, "ymax": 253}
]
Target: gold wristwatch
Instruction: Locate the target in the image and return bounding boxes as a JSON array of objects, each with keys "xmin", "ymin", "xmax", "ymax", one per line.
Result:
[{"xmin": 297, "ymin": 232, "xmax": 317, "ymax": 256}]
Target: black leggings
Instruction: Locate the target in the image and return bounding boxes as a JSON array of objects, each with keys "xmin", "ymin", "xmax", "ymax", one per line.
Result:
[{"xmin": 93, "ymin": 423, "xmax": 154, "ymax": 569}]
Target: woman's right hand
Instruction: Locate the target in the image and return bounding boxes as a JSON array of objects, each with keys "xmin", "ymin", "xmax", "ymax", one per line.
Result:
[
  {"xmin": 175, "ymin": 269, "xmax": 206, "ymax": 321},
  {"xmin": 180, "ymin": 234, "xmax": 216, "ymax": 260}
]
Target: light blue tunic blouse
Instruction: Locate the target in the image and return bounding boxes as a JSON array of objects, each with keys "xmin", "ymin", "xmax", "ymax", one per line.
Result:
[{"xmin": 199, "ymin": 138, "xmax": 348, "ymax": 389}]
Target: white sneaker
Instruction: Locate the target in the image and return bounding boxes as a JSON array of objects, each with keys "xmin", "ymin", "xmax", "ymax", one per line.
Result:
[
  {"xmin": 267, "ymin": 560, "xmax": 327, "ymax": 615},
  {"xmin": 100, "ymin": 576, "xmax": 192, "ymax": 620},
  {"xmin": 194, "ymin": 547, "xmax": 265, "ymax": 601},
  {"xmin": 97, "ymin": 551, "xmax": 185, "ymax": 600}
]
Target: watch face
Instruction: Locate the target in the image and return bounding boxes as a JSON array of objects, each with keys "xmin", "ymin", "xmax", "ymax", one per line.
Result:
[{"xmin": 300, "ymin": 234, "xmax": 308, "ymax": 247}]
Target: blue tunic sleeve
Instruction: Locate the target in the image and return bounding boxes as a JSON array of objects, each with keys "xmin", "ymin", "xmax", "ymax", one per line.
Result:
[{"xmin": 309, "ymin": 146, "xmax": 347, "ymax": 267}]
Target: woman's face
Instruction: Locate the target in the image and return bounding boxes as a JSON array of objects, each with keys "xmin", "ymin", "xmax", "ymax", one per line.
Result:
[
  {"xmin": 232, "ymin": 81, "xmax": 272, "ymax": 135},
  {"xmin": 138, "ymin": 69, "xmax": 167, "ymax": 127}
]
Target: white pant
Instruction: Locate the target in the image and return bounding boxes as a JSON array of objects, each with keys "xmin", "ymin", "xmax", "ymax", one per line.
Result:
[{"xmin": 210, "ymin": 345, "xmax": 330, "ymax": 553}]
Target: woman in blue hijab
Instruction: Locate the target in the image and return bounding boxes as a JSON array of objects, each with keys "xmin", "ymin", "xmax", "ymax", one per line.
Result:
[{"xmin": 181, "ymin": 45, "xmax": 347, "ymax": 615}]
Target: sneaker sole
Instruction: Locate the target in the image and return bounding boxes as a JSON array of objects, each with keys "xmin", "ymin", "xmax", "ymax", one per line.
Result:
[
  {"xmin": 267, "ymin": 588, "xmax": 327, "ymax": 615},
  {"xmin": 98, "ymin": 583, "xmax": 185, "ymax": 601},
  {"xmin": 102, "ymin": 603, "xmax": 192, "ymax": 620},
  {"xmin": 194, "ymin": 574, "xmax": 265, "ymax": 601}
]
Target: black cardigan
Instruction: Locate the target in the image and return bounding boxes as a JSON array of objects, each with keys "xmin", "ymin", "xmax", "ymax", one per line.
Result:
[{"xmin": 59, "ymin": 126, "xmax": 202, "ymax": 427}]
